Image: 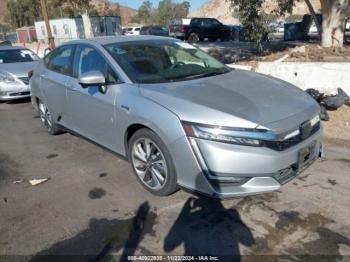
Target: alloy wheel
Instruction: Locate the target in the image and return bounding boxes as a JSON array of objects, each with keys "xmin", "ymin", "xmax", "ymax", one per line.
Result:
[{"xmin": 131, "ymin": 138, "xmax": 168, "ymax": 190}]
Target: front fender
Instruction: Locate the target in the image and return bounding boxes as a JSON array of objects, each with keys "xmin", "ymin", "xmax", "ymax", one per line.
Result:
[{"xmin": 114, "ymin": 84, "xmax": 186, "ymax": 156}]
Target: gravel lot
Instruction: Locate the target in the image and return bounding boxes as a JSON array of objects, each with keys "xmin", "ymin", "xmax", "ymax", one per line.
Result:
[{"xmin": 0, "ymin": 99, "xmax": 349, "ymax": 261}]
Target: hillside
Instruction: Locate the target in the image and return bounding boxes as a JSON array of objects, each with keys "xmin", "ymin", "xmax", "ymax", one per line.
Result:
[
  {"xmin": 90, "ymin": 0, "xmax": 137, "ymax": 25},
  {"xmin": 190, "ymin": 0, "xmax": 321, "ymax": 24}
]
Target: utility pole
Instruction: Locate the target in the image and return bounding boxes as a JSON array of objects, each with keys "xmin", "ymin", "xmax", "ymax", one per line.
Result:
[{"xmin": 40, "ymin": 0, "xmax": 55, "ymax": 49}]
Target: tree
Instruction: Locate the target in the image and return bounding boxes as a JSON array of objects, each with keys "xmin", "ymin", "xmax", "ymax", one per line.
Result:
[
  {"xmin": 6, "ymin": 0, "xmax": 97, "ymax": 28},
  {"xmin": 232, "ymin": 0, "xmax": 271, "ymax": 51},
  {"xmin": 173, "ymin": 1, "xmax": 191, "ymax": 18},
  {"xmin": 7, "ymin": 0, "xmax": 42, "ymax": 27},
  {"xmin": 133, "ymin": 0, "xmax": 154, "ymax": 24},
  {"xmin": 229, "ymin": 0, "xmax": 350, "ymax": 48},
  {"xmin": 158, "ymin": 0, "xmax": 174, "ymax": 25},
  {"xmin": 320, "ymin": 0, "xmax": 348, "ymax": 47},
  {"xmin": 49, "ymin": 0, "xmax": 96, "ymax": 18}
]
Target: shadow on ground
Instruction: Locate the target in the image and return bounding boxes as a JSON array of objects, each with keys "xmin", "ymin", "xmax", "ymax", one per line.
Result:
[
  {"xmin": 29, "ymin": 190, "xmax": 254, "ymax": 262},
  {"xmin": 164, "ymin": 196, "xmax": 254, "ymax": 261},
  {"xmin": 29, "ymin": 202, "xmax": 157, "ymax": 262}
]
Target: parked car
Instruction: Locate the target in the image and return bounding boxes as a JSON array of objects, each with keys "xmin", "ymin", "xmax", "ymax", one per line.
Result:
[
  {"xmin": 30, "ymin": 36, "xmax": 322, "ymax": 198},
  {"xmin": 0, "ymin": 46, "xmax": 39, "ymax": 101},
  {"xmin": 140, "ymin": 25, "xmax": 169, "ymax": 36},
  {"xmin": 0, "ymin": 40, "xmax": 12, "ymax": 46},
  {"xmin": 269, "ymin": 21, "xmax": 285, "ymax": 33},
  {"xmin": 169, "ymin": 17, "xmax": 230, "ymax": 43},
  {"xmin": 124, "ymin": 27, "xmax": 141, "ymax": 36}
]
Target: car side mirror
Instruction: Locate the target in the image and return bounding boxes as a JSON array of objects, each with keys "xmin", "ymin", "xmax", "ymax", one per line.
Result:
[{"xmin": 78, "ymin": 71, "xmax": 107, "ymax": 94}]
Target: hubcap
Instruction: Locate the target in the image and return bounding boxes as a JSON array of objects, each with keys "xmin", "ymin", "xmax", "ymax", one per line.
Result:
[
  {"xmin": 39, "ymin": 102, "xmax": 52, "ymax": 132},
  {"xmin": 131, "ymin": 138, "xmax": 167, "ymax": 190}
]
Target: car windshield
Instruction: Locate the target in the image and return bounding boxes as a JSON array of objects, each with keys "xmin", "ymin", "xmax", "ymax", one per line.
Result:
[
  {"xmin": 0, "ymin": 49, "xmax": 39, "ymax": 64},
  {"xmin": 104, "ymin": 40, "xmax": 230, "ymax": 83}
]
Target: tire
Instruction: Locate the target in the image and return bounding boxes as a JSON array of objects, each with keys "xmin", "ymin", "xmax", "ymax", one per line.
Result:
[
  {"xmin": 188, "ymin": 32, "xmax": 200, "ymax": 44},
  {"xmin": 128, "ymin": 128, "xmax": 178, "ymax": 196},
  {"xmin": 38, "ymin": 100, "xmax": 62, "ymax": 135}
]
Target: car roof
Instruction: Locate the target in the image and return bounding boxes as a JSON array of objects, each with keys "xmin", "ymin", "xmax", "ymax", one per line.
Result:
[{"xmin": 64, "ymin": 35, "xmax": 176, "ymax": 46}]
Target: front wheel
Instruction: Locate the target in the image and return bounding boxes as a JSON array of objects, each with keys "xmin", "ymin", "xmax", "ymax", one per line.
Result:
[{"xmin": 129, "ymin": 128, "xmax": 178, "ymax": 196}]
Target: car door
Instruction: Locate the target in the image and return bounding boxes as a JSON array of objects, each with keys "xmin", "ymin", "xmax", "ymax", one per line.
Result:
[
  {"xmin": 203, "ymin": 19, "xmax": 217, "ymax": 38},
  {"xmin": 40, "ymin": 45, "xmax": 76, "ymax": 128},
  {"xmin": 66, "ymin": 44, "xmax": 121, "ymax": 150}
]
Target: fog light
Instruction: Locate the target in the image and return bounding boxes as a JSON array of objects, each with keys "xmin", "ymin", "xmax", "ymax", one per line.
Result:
[{"xmin": 209, "ymin": 175, "xmax": 250, "ymax": 184}]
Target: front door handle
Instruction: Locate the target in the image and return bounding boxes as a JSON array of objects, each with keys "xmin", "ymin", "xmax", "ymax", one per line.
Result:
[{"xmin": 64, "ymin": 82, "xmax": 75, "ymax": 89}]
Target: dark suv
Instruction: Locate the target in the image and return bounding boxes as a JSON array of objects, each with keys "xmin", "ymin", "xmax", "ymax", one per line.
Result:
[{"xmin": 169, "ymin": 18, "xmax": 230, "ymax": 43}]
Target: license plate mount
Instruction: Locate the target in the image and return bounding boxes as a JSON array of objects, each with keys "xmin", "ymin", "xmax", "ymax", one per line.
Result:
[{"xmin": 298, "ymin": 142, "xmax": 316, "ymax": 170}]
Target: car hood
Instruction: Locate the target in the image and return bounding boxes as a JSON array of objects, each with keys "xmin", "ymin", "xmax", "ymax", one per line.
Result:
[
  {"xmin": 0, "ymin": 62, "xmax": 37, "ymax": 77},
  {"xmin": 139, "ymin": 70, "xmax": 320, "ymax": 132}
]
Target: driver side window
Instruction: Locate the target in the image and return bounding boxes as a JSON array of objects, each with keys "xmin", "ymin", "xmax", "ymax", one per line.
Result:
[{"xmin": 73, "ymin": 45, "xmax": 119, "ymax": 84}]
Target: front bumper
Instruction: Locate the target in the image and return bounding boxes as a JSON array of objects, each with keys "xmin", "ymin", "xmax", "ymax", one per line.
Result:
[
  {"xmin": 0, "ymin": 84, "xmax": 31, "ymax": 101},
  {"xmin": 170, "ymin": 127, "xmax": 322, "ymax": 198}
]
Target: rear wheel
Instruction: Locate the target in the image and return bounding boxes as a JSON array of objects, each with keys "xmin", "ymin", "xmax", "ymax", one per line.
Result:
[
  {"xmin": 188, "ymin": 32, "xmax": 200, "ymax": 44},
  {"xmin": 129, "ymin": 128, "xmax": 178, "ymax": 196},
  {"xmin": 38, "ymin": 100, "xmax": 62, "ymax": 135}
]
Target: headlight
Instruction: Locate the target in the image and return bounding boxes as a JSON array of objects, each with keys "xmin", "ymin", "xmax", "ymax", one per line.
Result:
[
  {"xmin": 182, "ymin": 122, "xmax": 268, "ymax": 146},
  {"xmin": 0, "ymin": 71, "xmax": 16, "ymax": 83},
  {"xmin": 310, "ymin": 114, "xmax": 320, "ymax": 127}
]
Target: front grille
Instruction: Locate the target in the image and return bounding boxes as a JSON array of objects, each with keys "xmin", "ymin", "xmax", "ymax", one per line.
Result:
[
  {"xmin": 9, "ymin": 91, "xmax": 30, "ymax": 97},
  {"xmin": 264, "ymin": 122, "xmax": 321, "ymax": 151},
  {"xmin": 18, "ymin": 77, "xmax": 29, "ymax": 85}
]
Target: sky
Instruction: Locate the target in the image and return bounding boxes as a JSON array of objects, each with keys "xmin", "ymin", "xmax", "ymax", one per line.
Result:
[{"xmin": 114, "ymin": 0, "xmax": 206, "ymax": 12}]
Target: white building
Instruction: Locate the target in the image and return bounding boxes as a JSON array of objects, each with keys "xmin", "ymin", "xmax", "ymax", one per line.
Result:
[{"xmin": 35, "ymin": 16, "xmax": 122, "ymax": 45}]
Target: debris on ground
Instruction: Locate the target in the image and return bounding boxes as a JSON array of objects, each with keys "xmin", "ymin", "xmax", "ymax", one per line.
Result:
[
  {"xmin": 262, "ymin": 43, "xmax": 350, "ymax": 63},
  {"xmin": 29, "ymin": 178, "xmax": 49, "ymax": 186},
  {"xmin": 323, "ymin": 105, "xmax": 350, "ymax": 148},
  {"xmin": 13, "ymin": 179, "xmax": 25, "ymax": 184},
  {"xmin": 205, "ymin": 42, "xmax": 350, "ymax": 65},
  {"xmin": 320, "ymin": 106, "xmax": 330, "ymax": 121},
  {"xmin": 306, "ymin": 88, "xmax": 349, "ymax": 121}
]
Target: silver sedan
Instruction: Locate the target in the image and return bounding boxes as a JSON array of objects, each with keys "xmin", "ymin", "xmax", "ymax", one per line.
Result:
[
  {"xmin": 30, "ymin": 36, "xmax": 322, "ymax": 198},
  {"xmin": 0, "ymin": 46, "xmax": 39, "ymax": 101}
]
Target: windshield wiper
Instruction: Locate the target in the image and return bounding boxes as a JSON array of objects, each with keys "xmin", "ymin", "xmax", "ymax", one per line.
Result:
[{"xmin": 183, "ymin": 69, "xmax": 229, "ymax": 80}]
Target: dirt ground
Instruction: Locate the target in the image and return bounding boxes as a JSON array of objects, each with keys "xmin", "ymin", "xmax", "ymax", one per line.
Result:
[
  {"xmin": 323, "ymin": 105, "xmax": 350, "ymax": 148},
  {"xmin": 202, "ymin": 39, "xmax": 350, "ymax": 64},
  {"xmin": 0, "ymin": 99, "xmax": 350, "ymax": 261},
  {"xmin": 260, "ymin": 43, "xmax": 350, "ymax": 62}
]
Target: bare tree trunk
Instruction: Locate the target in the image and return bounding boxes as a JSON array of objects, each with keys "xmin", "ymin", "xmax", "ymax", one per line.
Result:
[
  {"xmin": 320, "ymin": 0, "xmax": 348, "ymax": 48},
  {"xmin": 305, "ymin": 0, "xmax": 322, "ymax": 40}
]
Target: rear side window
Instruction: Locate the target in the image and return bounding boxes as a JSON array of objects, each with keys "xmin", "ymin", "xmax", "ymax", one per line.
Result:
[
  {"xmin": 191, "ymin": 19, "xmax": 202, "ymax": 26},
  {"xmin": 44, "ymin": 45, "xmax": 75, "ymax": 76}
]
